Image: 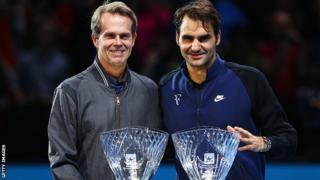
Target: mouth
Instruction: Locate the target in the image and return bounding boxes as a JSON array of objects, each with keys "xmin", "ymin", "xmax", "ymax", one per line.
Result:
[
  {"xmin": 189, "ymin": 53, "xmax": 205, "ymax": 60},
  {"xmin": 110, "ymin": 50, "xmax": 125, "ymax": 57}
]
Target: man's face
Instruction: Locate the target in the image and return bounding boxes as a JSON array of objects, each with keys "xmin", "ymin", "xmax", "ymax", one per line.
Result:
[
  {"xmin": 92, "ymin": 13, "xmax": 136, "ymax": 70},
  {"xmin": 176, "ymin": 16, "xmax": 220, "ymax": 70}
]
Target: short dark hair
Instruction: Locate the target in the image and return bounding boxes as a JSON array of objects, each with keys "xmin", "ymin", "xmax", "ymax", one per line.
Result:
[
  {"xmin": 174, "ymin": 0, "xmax": 221, "ymax": 38},
  {"xmin": 91, "ymin": 1, "xmax": 137, "ymax": 36}
]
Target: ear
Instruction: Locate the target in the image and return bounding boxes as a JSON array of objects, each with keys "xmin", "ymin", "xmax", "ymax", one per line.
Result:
[
  {"xmin": 91, "ymin": 33, "xmax": 99, "ymax": 48},
  {"xmin": 176, "ymin": 31, "xmax": 180, "ymax": 46},
  {"xmin": 216, "ymin": 30, "xmax": 221, "ymax": 46},
  {"xmin": 132, "ymin": 32, "xmax": 137, "ymax": 46}
]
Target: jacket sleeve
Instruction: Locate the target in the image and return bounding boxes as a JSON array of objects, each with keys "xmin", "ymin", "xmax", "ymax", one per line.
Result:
[
  {"xmin": 48, "ymin": 86, "xmax": 84, "ymax": 180},
  {"xmin": 253, "ymin": 71, "xmax": 297, "ymax": 160}
]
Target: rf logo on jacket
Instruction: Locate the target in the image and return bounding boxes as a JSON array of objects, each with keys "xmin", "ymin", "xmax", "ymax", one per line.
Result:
[{"xmin": 174, "ymin": 94, "xmax": 182, "ymax": 105}]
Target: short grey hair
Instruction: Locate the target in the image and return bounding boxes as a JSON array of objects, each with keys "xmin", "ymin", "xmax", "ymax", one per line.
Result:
[{"xmin": 90, "ymin": 1, "xmax": 137, "ymax": 36}]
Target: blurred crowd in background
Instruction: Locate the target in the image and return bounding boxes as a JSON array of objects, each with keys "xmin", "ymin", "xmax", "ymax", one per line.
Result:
[{"xmin": 1, "ymin": 0, "xmax": 320, "ymax": 163}]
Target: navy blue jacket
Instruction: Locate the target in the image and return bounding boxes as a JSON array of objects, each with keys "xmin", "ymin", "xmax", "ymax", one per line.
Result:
[{"xmin": 159, "ymin": 55, "xmax": 297, "ymax": 180}]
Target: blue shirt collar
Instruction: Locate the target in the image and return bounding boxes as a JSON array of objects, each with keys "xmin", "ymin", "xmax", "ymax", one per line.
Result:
[
  {"xmin": 206, "ymin": 54, "xmax": 224, "ymax": 81},
  {"xmin": 94, "ymin": 57, "xmax": 128, "ymax": 93}
]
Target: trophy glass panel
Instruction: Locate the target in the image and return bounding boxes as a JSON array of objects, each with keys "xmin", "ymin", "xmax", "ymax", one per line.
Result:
[
  {"xmin": 172, "ymin": 127, "xmax": 240, "ymax": 180},
  {"xmin": 100, "ymin": 127, "xmax": 169, "ymax": 180}
]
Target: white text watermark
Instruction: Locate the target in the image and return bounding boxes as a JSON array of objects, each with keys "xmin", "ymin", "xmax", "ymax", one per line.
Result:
[{"xmin": 1, "ymin": 144, "xmax": 6, "ymax": 179}]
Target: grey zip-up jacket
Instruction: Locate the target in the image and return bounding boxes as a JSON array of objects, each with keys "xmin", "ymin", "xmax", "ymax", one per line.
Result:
[{"xmin": 48, "ymin": 58, "xmax": 161, "ymax": 180}]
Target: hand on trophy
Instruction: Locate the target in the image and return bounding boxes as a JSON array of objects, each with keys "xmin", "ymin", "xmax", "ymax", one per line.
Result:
[
  {"xmin": 172, "ymin": 127, "xmax": 240, "ymax": 180},
  {"xmin": 227, "ymin": 126, "xmax": 267, "ymax": 152}
]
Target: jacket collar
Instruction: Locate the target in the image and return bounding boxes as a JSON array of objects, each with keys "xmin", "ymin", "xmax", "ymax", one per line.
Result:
[
  {"xmin": 181, "ymin": 54, "xmax": 224, "ymax": 85},
  {"xmin": 91, "ymin": 56, "xmax": 130, "ymax": 87}
]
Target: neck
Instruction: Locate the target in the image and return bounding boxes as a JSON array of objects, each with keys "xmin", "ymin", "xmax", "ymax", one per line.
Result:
[
  {"xmin": 186, "ymin": 56, "xmax": 216, "ymax": 84},
  {"xmin": 187, "ymin": 65, "xmax": 207, "ymax": 84},
  {"xmin": 106, "ymin": 67, "xmax": 125, "ymax": 79},
  {"xmin": 100, "ymin": 60, "xmax": 126, "ymax": 79}
]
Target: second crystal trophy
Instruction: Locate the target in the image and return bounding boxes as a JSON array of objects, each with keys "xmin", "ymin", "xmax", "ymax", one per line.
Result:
[
  {"xmin": 100, "ymin": 127, "xmax": 169, "ymax": 180},
  {"xmin": 172, "ymin": 127, "xmax": 240, "ymax": 180}
]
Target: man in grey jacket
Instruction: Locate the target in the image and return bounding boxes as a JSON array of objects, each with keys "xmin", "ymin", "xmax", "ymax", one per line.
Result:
[{"xmin": 47, "ymin": 1, "xmax": 161, "ymax": 179}]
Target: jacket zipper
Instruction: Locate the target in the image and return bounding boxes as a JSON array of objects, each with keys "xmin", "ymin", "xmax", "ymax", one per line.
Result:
[
  {"xmin": 116, "ymin": 95, "xmax": 120, "ymax": 127},
  {"xmin": 196, "ymin": 87, "xmax": 205, "ymax": 126}
]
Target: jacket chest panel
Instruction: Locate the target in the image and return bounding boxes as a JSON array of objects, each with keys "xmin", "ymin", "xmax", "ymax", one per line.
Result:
[
  {"xmin": 79, "ymin": 86, "xmax": 150, "ymax": 135},
  {"xmin": 162, "ymin": 78, "xmax": 252, "ymax": 133}
]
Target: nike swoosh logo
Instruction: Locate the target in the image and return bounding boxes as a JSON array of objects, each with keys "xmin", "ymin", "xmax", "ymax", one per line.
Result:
[{"xmin": 214, "ymin": 95, "xmax": 226, "ymax": 102}]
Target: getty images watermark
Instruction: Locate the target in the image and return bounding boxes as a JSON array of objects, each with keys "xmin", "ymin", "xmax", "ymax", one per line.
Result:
[{"xmin": 1, "ymin": 144, "xmax": 5, "ymax": 179}]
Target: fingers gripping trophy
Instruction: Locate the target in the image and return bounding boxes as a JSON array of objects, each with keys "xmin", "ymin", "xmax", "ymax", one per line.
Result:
[{"xmin": 172, "ymin": 127, "xmax": 240, "ymax": 180}]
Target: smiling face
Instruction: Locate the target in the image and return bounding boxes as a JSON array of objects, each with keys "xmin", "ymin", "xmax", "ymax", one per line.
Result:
[
  {"xmin": 92, "ymin": 12, "xmax": 137, "ymax": 72},
  {"xmin": 176, "ymin": 15, "xmax": 220, "ymax": 71}
]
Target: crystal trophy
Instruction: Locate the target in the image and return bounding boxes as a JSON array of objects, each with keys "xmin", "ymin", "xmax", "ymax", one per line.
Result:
[
  {"xmin": 100, "ymin": 127, "xmax": 169, "ymax": 180},
  {"xmin": 172, "ymin": 127, "xmax": 240, "ymax": 180}
]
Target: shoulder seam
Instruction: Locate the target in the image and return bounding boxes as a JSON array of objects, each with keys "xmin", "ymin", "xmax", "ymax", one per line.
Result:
[
  {"xmin": 159, "ymin": 68, "xmax": 180, "ymax": 86},
  {"xmin": 224, "ymin": 61, "xmax": 261, "ymax": 74},
  {"xmin": 129, "ymin": 70, "xmax": 157, "ymax": 88}
]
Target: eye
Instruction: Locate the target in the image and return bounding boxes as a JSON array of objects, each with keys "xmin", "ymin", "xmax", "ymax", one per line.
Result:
[
  {"xmin": 181, "ymin": 35, "xmax": 193, "ymax": 43},
  {"xmin": 198, "ymin": 35, "xmax": 211, "ymax": 42},
  {"xmin": 104, "ymin": 33, "xmax": 116, "ymax": 39},
  {"xmin": 120, "ymin": 33, "xmax": 131, "ymax": 40}
]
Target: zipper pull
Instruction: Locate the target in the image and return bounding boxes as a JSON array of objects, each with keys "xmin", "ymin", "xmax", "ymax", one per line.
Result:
[{"xmin": 116, "ymin": 96, "xmax": 120, "ymax": 106}]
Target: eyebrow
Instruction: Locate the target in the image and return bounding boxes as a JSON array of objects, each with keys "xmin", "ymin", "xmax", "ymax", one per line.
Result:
[
  {"xmin": 103, "ymin": 32, "xmax": 131, "ymax": 37},
  {"xmin": 199, "ymin": 34, "xmax": 211, "ymax": 39},
  {"xmin": 181, "ymin": 34, "xmax": 211, "ymax": 40},
  {"xmin": 181, "ymin": 34, "xmax": 193, "ymax": 40}
]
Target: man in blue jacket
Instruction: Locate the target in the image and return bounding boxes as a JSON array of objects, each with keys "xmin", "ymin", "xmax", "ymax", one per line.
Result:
[{"xmin": 159, "ymin": 0, "xmax": 297, "ymax": 179}]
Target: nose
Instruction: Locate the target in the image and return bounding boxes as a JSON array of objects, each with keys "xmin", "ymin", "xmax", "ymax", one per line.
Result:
[
  {"xmin": 191, "ymin": 39, "xmax": 201, "ymax": 52},
  {"xmin": 114, "ymin": 36, "xmax": 122, "ymax": 46}
]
